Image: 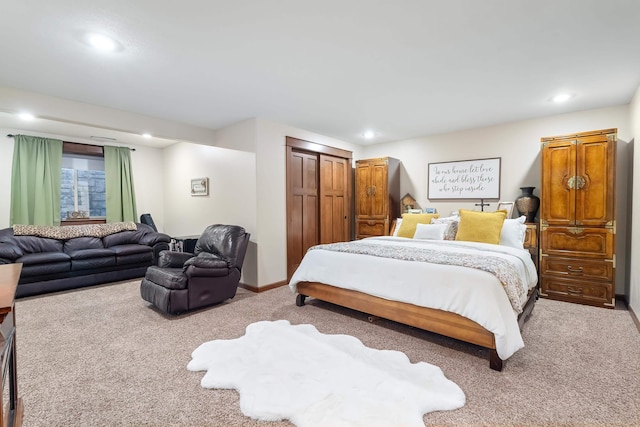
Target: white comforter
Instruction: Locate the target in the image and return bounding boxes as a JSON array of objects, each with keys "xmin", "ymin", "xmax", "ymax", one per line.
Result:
[{"xmin": 289, "ymin": 236, "xmax": 538, "ymax": 360}]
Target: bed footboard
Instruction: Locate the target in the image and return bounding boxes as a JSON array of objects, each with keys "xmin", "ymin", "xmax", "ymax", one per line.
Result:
[{"xmin": 295, "ymin": 282, "xmax": 537, "ymax": 371}]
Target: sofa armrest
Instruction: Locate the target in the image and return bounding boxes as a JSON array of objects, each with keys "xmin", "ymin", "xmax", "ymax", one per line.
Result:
[
  {"xmin": 0, "ymin": 242, "xmax": 23, "ymax": 262},
  {"xmin": 139, "ymin": 232, "xmax": 171, "ymax": 246},
  {"xmin": 157, "ymin": 250, "xmax": 193, "ymax": 268}
]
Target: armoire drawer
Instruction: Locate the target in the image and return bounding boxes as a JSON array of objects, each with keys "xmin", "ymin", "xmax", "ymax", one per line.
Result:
[
  {"xmin": 540, "ymin": 277, "xmax": 614, "ymax": 308},
  {"xmin": 540, "ymin": 227, "xmax": 614, "ymax": 259},
  {"xmin": 540, "ymin": 257, "xmax": 613, "ymax": 282},
  {"xmin": 356, "ymin": 220, "xmax": 387, "ymax": 238}
]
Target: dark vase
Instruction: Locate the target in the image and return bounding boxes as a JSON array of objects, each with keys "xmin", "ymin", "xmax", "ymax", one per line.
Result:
[{"xmin": 515, "ymin": 187, "xmax": 540, "ymax": 223}]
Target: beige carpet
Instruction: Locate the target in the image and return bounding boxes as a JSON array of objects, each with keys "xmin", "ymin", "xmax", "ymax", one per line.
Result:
[{"xmin": 14, "ymin": 280, "xmax": 640, "ymax": 427}]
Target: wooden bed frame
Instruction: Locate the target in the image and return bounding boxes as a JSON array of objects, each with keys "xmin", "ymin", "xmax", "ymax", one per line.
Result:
[{"xmin": 295, "ymin": 282, "xmax": 537, "ymax": 371}]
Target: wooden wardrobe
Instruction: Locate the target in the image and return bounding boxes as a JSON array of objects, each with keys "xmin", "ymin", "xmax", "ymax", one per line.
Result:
[
  {"xmin": 355, "ymin": 157, "xmax": 400, "ymax": 239},
  {"xmin": 286, "ymin": 137, "xmax": 352, "ymax": 280},
  {"xmin": 539, "ymin": 128, "xmax": 616, "ymax": 308}
]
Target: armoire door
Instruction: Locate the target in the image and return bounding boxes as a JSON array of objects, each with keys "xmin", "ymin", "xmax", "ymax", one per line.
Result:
[
  {"xmin": 369, "ymin": 160, "xmax": 389, "ymax": 218},
  {"xmin": 575, "ymin": 134, "xmax": 615, "ymax": 227},
  {"xmin": 540, "ymin": 139, "xmax": 577, "ymax": 226}
]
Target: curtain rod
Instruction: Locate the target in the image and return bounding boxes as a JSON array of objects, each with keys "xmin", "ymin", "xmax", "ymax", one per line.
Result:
[{"xmin": 6, "ymin": 134, "xmax": 136, "ymax": 151}]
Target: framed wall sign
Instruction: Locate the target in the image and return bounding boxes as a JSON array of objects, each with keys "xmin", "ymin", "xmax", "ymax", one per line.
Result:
[
  {"xmin": 191, "ymin": 177, "xmax": 209, "ymax": 196},
  {"xmin": 427, "ymin": 157, "xmax": 501, "ymax": 200}
]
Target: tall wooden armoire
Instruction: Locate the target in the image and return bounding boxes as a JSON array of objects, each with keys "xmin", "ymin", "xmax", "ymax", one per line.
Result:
[
  {"xmin": 539, "ymin": 128, "xmax": 616, "ymax": 308},
  {"xmin": 355, "ymin": 157, "xmax": 400, "ymax": 239}
]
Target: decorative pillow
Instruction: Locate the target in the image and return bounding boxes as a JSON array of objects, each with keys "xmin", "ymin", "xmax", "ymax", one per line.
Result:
[
  {"xmin": 413, "ymin": 223, "xmax": 448, "ymax": 240},
  {"xmin": 499, "ymin": 215, "xmax": 527, "ymax": 249},
  {"xmin": 396, "ymin": 213, "xmax": 440, "ymax": 238},
  {"xmin": 455, "ymin": 209, "xmax": 507, "ymax": 245},
  {"xmin": 431, "ymin": 215, "xmax": 460, "ymax": 240},
  {"xmin": 392, "ymin": 218, "xmax": 402, "ymax": 237}
]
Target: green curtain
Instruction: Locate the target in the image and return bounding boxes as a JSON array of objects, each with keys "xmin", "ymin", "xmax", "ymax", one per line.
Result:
[
  {"xmin": 10, "ymin": 135, "xmax": 63, "ymax": 226},
  {"xmin": 104, "ymin": 145, "xmax": 138, "ymax": 222}
]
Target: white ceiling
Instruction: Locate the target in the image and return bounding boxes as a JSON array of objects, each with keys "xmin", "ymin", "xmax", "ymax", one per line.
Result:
[{"xmin": 1, "ymin": 0, "xmax": 639, "ymax": 146}]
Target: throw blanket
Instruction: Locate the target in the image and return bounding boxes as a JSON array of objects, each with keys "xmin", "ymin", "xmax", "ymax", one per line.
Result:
[
  {"xmin": 13, "ymin": 222, "xmax": 138, "ymax": 240},
  {"xmin": 310, "ymin": 241, "xmax": 526, "ymax": 313}
]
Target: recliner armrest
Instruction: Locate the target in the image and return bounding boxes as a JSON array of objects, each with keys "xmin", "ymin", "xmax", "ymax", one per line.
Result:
[
  {"xmin": 157, "ymin": 250, "xmax": 193, "ymax": 268},
  {"xmin": 184, "ymin": 252, "xmax": 229, "ymax": 269}
]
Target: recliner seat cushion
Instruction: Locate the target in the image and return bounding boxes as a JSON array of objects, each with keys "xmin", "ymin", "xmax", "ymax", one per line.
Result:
[{"xmin": 145, "ymin": 267, "xmax": 188, "ymax": 290}]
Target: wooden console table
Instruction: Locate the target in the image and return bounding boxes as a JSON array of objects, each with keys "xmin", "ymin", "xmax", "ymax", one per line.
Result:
[{"xmin": 0, "ymin": 264, "xmax": 22, "ymax": 427}]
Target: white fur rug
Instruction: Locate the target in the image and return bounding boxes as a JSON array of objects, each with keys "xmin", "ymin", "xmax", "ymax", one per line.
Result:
[{"xmin": 188, "ymin": 320, "xmax": 465, "ymax": 427}]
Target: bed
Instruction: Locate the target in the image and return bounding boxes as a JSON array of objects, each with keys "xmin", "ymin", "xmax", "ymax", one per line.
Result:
[{"xmin": 289, "ymin": 212, "xmax": 539, "ymax": 371}]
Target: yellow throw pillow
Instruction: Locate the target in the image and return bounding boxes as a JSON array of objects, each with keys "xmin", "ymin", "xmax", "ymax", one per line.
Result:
[
  {"xmin": 396, "ymin": 213, "xmax": 440, "ymax": 238},
  {"xmin": 455, "ymin": 209, "xmax": 507, "ymax": 244}
]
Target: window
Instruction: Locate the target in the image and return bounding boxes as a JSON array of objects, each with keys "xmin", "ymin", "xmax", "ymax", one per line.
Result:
[{"xmin": 60, "ymin": 143, "xmax": 106, "ymax": 220}]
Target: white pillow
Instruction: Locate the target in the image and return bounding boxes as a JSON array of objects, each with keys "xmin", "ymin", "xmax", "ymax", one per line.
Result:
[
  {"xmin": 392, "ymin": 218, "xmax": 402, "ymax": 236},
  {"xmin": 413, "ymin": 223, "xmax": 448, "ymax": 240},
  {"xmin": 431, "ymin": 216, "xmax": 460, "ymax": 240},
  {"xmin": 499, "ymin": 215, "xmax": 527, "ymax": 249}
]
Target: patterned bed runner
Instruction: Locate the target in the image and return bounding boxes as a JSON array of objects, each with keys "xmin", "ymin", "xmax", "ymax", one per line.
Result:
[{"xmin": 310, "ymin": 241, "xmax": 526, "ymax": 313}]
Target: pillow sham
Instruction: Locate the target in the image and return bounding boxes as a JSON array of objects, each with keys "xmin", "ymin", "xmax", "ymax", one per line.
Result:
[
  {"xmin": 413, "ymin": 223, "xmax": 448, "ymax": 240},
  {"xmin": 431, "ymin": 215, "xmax": 460, "ymax": 240},
  {"xmin": 455, "ymin": 209, "xmax": 506, "ymax": 245},
  {"xmin": 499, "ymin": 215, "xmax": 527, "ymax": 249},
  {"xmin": 396, "ymin": 213, "xmax": 440, "ymax": 238}
]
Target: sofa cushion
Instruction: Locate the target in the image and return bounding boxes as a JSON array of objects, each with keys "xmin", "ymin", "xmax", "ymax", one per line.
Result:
[
  {"xmin": 64, "ymin": 237, "xmax": 105, "ymax": 254},
  {"xmin": 72, "ymin": 257, "xmax": 117, "ymax": 271},
  {"xmin": 13, "ymin": 236, "xmax": 63, "ymax": 254},
  {"xmin": 16, "ymin": 256, "xmax": 70, "ymax": 277},
  {"xmin": 17, "ymin": 252, "xmax": 70, "ymax": 265},
  {"xmin": 109, "ymin": 244, "xmax": 153, "ymax": 265},
  {"xmin": 144, "ymin": 267, "xmax": 188, "ymax": 290},
  {"xmin": 67, "ymin": 248, "xmax": 114, "ymax": 260},
  {"xmin": 67, "ymin": 248, "xmax": 116, "ymax": 271}
]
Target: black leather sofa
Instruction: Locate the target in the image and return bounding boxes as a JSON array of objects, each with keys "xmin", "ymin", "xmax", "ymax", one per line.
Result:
[{"xmin": 0, "ymin": 222, "xmax": 170, "ymax": 298}]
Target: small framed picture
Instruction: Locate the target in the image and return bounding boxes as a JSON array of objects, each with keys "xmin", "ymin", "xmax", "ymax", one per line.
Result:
[
  {"xmin": 497, "ymin": 201, "xmax": 514, "ymax": 218},
  {"xmin": 191, "ymin": 177, "xmax": 209, "ymax": 196}
]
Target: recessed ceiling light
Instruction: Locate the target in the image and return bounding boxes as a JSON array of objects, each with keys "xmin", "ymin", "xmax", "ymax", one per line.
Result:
[
  {"xmin": 363, "ymin": 130, "xmax": 376, "ymax": 139},
  {"xmin": 142, "ymin": 133, "xmax": 152, "ymax": 139},
  {"xmin": 86, "ymin": 33, "xmax": 121, "ymax": 52},
  {"xmin": 18, "ymin": 112, "xmax": 35, "ymax": 121},
  {"xmin": 551, "ymin": 93, "xmax": 572, "ymax": 103}
]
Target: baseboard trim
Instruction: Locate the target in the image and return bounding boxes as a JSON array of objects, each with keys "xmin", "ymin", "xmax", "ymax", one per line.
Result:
[
  {"xmin": 238, "ymin": 280, "xmax": 288, "ymax": 293},
  {"xmin": 629, "ymin": 305, "xmax": 640, "ymax": 334}
]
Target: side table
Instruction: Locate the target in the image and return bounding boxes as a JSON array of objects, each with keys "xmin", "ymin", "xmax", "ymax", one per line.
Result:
[{"xmin": 0, "ymin": 263, "xmax": 22, "ymax": 427}]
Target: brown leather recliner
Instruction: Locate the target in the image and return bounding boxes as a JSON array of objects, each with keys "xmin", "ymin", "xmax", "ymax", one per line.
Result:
[{"xmin": 140, "ymin": 224, "xmax": 250, "ymax": 314}]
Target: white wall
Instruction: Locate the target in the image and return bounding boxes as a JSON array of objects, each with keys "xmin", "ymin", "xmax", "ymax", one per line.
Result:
[
  {"xmin": 0, "ymin": 128, "xmax": 166, "ymax": 229},
  {"xmin": 161, "ymin": 142, "xmax": 257, "ymax": 237},
  {"xmin": 363, "ymin": 105, "xmax": 632, "ymax": 294},
  {"xmin": 160, "ymin": 141, "xmax": 258, "ymax": 285},
  {"xmin": 629, "ymin": 86, "xmax": 640, "ymax": 314}
]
